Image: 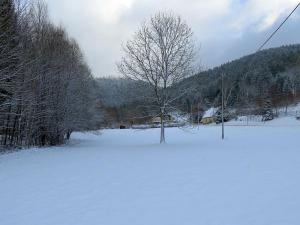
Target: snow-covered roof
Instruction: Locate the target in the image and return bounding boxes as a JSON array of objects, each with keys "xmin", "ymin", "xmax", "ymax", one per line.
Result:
[{"xmin": 203, "ymin": 107, "xmax": 217, "ymax": 118}]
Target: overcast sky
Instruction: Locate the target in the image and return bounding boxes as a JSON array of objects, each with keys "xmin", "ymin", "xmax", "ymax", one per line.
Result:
[{"xmin": 45, "ymin": 0, "xmax": 300, "ymax": 77}]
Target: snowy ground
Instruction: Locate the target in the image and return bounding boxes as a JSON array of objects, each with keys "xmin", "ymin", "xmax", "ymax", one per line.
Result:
[{"xmin": 1, "ymin": 117, "xmax": 300, "ymax": 225}]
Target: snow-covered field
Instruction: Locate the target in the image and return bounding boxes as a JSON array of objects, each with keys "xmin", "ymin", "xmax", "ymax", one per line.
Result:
[{"xmin": 1, "ymin": 117, "xmax": 300, "ymax": 225}]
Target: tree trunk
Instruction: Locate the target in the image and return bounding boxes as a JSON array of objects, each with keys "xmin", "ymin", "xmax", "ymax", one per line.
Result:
[
  {"xmin": 160, "ymin": 110, "xmax": 165, "ymax": 144},
  {"xmin": 9, "ymin": 113, "xmax": 18, "ymax": 146},
  {"xmin": 3, "ymin": 104, "xmax": 12, "ymax": 146}
]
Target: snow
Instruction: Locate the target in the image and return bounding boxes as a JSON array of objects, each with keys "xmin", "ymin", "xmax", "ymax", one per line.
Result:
[
  {"xmin": 277, "ymin": 103, "xmax": 300, "ymax": 117},
  {"xmin": 203, "ymin": 107, "xmax": 218, "ymax": 118},
  {"xmin": 1, "ymin": 117, "xmax": 300, "ymax": 225}
]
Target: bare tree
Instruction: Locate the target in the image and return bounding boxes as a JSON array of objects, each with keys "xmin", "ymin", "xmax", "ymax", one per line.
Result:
[{"xmin": 118, "ymin": 12, "xmax": 196, "ymax": 143}]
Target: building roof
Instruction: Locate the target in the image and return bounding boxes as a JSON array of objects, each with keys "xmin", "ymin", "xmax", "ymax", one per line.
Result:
[{"xmin": 203, "ymin": 107, "xmax": 218, "ymax": 118}]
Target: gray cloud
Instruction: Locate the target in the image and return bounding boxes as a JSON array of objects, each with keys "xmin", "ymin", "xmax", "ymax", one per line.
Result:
[{"xmin": 45, "ymin": 0, "xmax": 300, "ymax": 77}]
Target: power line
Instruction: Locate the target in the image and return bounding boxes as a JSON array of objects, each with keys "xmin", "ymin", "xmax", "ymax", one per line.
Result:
[
  {"xmin": 219, "ymin": 3, "xmax": 300, "ymax": 139},
  {"xmin": 244, "ymin": 2, "xmax": 300, "ymax": 72},
  {"xmin": 257, "ymin": 2, "xmax": 300, "ymax": 52}
]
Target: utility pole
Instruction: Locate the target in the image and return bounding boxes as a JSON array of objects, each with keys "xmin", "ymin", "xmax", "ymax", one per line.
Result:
[
  {"xmin": 197, "ymin": 102, "xmax": 200, "ymax": 129},
  {"xmin": 190, "ymin": 104, "xmax": 193, "ymax": 124},
  {"xmin": 221, "ymin": 73, "xmax": 225, "ymax": 140}
]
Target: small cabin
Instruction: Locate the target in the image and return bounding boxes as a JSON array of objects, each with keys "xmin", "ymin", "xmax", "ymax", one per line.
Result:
[
  {"xmin": 201, "ymin": 108, "xmax": 217, "ymax": 125},
  {"xmin": 201, "ymin": 117, "xmax": 215, "ymax": 124},
  {"xmin": 152, "ymin": 115, "xmax": 173, "ymax": 124}
]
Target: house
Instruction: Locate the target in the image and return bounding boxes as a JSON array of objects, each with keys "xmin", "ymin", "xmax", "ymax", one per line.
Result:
[
  {"xmin": 152, "ymin": 115, "xmax": 173, "ymax": 124},
  {"xmin": 201, "ymin": 107, "xmax": 217, "ymax": 124}
]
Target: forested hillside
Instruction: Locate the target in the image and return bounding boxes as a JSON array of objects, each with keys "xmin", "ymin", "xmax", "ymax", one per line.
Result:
[
  {"xmin": 95, "ymin": 78, "xmax": 153, "ymax": 127},
  {"xmin": 0, "ymin": 0, "xmax": 101, "ymax": 149},
  {"xmin": 99, "ymin": 44, "xmax": 300, "ymax": 125},
  {"xmin": 177, "ymin": 44, "xmax": 300, "ymax": 115}
]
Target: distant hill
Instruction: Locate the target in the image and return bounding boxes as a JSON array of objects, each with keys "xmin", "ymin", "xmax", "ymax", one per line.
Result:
[
  {"xmin": 95, "ymin": 78, "xmax": 154, "ymax": 126},
  {"xmin": 96, "ymin": 44, "xmax": 300, "ymax": 125},
  {"xmin": 175, "ymin": 44, "xmax": 300, "ymax": 115}
]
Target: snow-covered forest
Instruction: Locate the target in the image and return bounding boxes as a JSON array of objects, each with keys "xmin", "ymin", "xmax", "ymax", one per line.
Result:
[{"xmin": 0, "ymin": 0, "xmax": 102, "ymax": 149}]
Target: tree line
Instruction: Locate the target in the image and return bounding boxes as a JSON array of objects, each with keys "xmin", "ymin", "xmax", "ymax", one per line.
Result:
[{"xmin": 0, "ymin": 0, "xmax": 101, "ymax": 150}]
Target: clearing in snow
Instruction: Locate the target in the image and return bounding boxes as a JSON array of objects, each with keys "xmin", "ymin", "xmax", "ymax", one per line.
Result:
[{"xmin": 1, "ymin": 117, "xmax": 300, "ymax": 225}]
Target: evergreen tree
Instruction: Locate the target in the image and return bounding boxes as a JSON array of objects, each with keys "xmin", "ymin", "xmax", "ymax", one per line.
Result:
[
  {"xmin": 215, "ymin": 108, "xmax": 231, "ymax": 124},
  {"xmin": 262, "ymin": 99, "xmax": 274, "ymax": 121}
]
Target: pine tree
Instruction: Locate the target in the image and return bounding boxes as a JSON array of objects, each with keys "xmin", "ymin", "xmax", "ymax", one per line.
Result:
[
  {"xmin": 215, "ymin": 108, "xmax": 231, "ymax": 124},
  {"xmin": 262, "ymin": 99, "xmax": 274, "ymax": 121},
  {"xmin": 0, "ymin": 0, "xmax": 16, "ymax": 44},
  {"xmin": 0, "ymin": 0, "xmax": 18, "ymax": 92}
]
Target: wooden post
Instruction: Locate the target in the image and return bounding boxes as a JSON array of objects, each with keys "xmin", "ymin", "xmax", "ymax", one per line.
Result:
[{"xmin": 197, "ymin": 102, "xmax": 200, "ymax": 129}]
